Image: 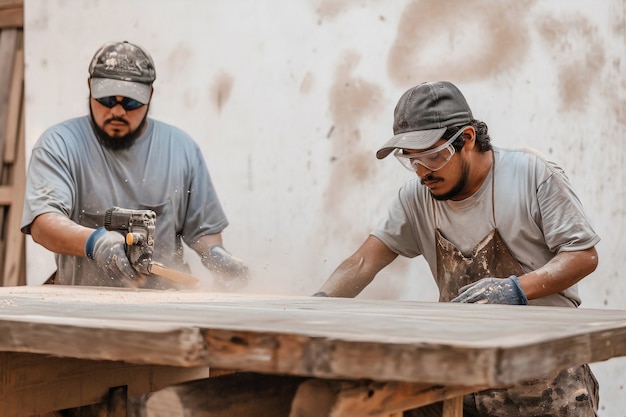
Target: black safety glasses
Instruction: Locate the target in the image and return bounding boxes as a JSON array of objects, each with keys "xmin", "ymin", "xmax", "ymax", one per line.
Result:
[{"xmin": 95, "ymin": 96, "xmax": 145, "ymax": 111}]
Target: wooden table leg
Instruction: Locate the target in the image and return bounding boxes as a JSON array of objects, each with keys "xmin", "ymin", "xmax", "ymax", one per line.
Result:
[
  {"xmin": 107, "ymin": 386, "xmax": 128, "ymax": 417},
  {"xmin": 442, "ymin": 396, "xmax": 463, "ymax": 417}
]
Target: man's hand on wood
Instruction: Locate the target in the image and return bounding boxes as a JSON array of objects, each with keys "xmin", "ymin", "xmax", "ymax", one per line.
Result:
[{"xmin": 451, "ymin": 276, "xmax": 528, "ymax": 305}]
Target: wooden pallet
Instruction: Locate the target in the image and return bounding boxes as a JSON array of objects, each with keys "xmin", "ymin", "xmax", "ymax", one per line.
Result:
[{"xmin": 0, "ymin": 0, "xmax": 25, "ymax": 286}]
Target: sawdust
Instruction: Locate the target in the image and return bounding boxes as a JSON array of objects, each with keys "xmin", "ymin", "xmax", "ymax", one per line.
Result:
[{"xmin": 1, "ymin": 285, "xmax": 295, "ymax": 305}]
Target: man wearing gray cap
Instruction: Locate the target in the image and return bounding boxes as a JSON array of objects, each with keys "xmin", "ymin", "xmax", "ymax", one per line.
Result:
[
  {"xmin": 314, "ymin": 81, "xmax": 599, "ymax": 416},
  {"xmin": 21, "ymin": 41, "xmax": 248, "ymax": 289}
]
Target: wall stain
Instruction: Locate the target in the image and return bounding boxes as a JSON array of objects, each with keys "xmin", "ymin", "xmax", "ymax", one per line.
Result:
[
  {"xmin": 324, "ymin": 51, "xmax": 383, "ymax": 239},
  {"xmin": 314, "ymin": 0, "xmax": 361, "ymax": 21},
  {"xmin": 537, "ymin": 15, "xmax": 607, "ymax": 113},
  {"xmin": 166, "ymin": 42, "xmax": 192, "ymax": 76},
  {"xmin": 387, "ymin": 0, "xmax": 534, "ymax": 87},
  {"xmin": 300, "ymin": 72, "xmax": 314, "ymax": 94},
  {"xmin": 166, "ymin": 43, "xmax": 194, "ymax": 109},
  {"xmin": 211, "ymin": 71, "xmax": 234, "ymax": 113}
]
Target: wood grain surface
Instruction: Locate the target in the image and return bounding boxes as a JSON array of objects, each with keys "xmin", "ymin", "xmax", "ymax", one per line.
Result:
[{"xmin": 1, "ymin": 285, "xmax": 625, "ymax": 387}]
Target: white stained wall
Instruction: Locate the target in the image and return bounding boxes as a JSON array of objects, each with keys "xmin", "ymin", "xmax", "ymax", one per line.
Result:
[{"xmin": 24, "ymin": 0, "xmax": 625, "ymax": 415}]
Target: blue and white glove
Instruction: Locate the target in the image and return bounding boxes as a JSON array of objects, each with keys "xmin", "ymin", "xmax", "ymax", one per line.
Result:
[
  {"xmin": 451, "ymin": 275, "xmax": 528, "ymax": 305},
  {"xmin": 86, "ymin": 227, "xmax": 141, "ymax": 286},
  {"xmin": 201, "ymin": 244, "xmax": 249, "ymax": 289}
]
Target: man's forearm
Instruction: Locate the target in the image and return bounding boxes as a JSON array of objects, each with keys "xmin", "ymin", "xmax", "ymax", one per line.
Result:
[
  {"xmin": 189, "ymin": 233, "xmax": 224, "ymax": 256},
  {"xmin": 30, "ymin": 212, "xmax": 93, "ymax": 257},
  {"xmin": 318, "ymin": 235, "xmax": 399, "ymax": 298},
  {"xmin": 519, "ymin": 247, "xmax": 598, "ymax": 300},
  {"xmin": 318, "ymin": 257, "xmax": 376, "ymax": 298}
]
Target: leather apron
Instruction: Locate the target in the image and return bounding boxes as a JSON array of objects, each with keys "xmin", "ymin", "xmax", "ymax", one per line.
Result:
[{"xmin": 413, "ymin": 155, "xmax": 599, "ymax": 417}]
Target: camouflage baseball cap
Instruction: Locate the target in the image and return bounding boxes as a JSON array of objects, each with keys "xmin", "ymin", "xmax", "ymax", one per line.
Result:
[{"xmin": 88, "ymin": 41, "xmax": 156, "ymax": 104}]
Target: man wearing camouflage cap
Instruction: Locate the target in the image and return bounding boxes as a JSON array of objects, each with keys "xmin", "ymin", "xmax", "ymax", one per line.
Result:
[{"xmin": 21, "ymin": 41, "xmax": 248, "ymax": 289}]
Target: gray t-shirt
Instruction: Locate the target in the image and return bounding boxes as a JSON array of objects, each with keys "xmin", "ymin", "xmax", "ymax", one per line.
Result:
[
  {"xmin": 21, "ymin": 116, "xmax": 228, "ymax": 286},
  {"xmin": 372, "ymin": 147, "xmax": 600, "ymax": 307}
]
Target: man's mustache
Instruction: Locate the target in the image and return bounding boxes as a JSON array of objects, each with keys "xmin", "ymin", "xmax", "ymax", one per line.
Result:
[
  {"xmin": 420, "ymin": 174, "xmax": 441, "ymax": 184},
  {"xmin": 105, "ymin": 117, "xmax": 129, "ymax": 125}
]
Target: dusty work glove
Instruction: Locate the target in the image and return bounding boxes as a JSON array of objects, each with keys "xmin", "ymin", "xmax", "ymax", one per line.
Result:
[
  {"xmin": 312, "ymin": 290, "xmax": 329, "ymax": 297},
  {"xmin": 201, "ymin": 244, "xmax": 249, "ymax": 290},
  {"xmin": 451, "ymin": 275, "xmax": 528, "ymax": 305},
  {"xmin": 86, "ymin": 227, "xmax": 142, "ymax": 287}
]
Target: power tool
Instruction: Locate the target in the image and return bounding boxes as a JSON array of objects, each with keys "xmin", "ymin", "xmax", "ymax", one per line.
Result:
[{"xmin": 104, "ymin": 206, "xmax": 198, "ymax": 286}]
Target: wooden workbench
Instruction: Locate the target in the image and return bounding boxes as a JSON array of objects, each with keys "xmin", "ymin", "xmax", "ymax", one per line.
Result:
[{"xmin": 1, "ymin": 285, "xmax": 625, "ymax": 416}]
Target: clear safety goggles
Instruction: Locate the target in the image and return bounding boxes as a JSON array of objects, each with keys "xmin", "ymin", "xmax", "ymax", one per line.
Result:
[{"xmin": 393, "ymin": 127, "xmax": 467, "ymax": 172}]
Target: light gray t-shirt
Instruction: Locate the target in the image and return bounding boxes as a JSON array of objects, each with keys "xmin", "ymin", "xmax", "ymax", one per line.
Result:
[
  {"xmin": 21, "ymin": 116, "xmax": 228, "ymax": 286},
  {"xmin": 372, "ymin": 147, "xmax": 600, "ymax": 307}
]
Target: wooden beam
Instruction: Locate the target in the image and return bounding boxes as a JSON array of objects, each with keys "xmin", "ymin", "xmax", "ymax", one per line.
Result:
[
  {"xmin": 0, "ymin": 351, "xmax": 212, "ymax": 417},
  {"xmin": 0, "ymin": 0, "xmax": 23, "ymax": 9},
  {"xmin": 0, "ymin": 28, "xmax": 18, "ymax": 151},
  {"xmin": 141, "ymin": 372, "xmax": 307, "ymax": 417},
  {"xmin": 3, "ymin": 39, "xmax": 22, "ymax": 164},
  {"xmin": 442, "ymin": 396, "xmax": 463, "ymax": 417},
  {"xmin": 0, "ymin": 6, "xmax": 21, "ymax": 29},
  {"xmin": 0, "ymin": 29, "xmax": 24, "ymax": 286},
  {"xmin": 0, "ymin": 185, "xmax": 15, "ymax": 204},
  {"xmin": 107, "ymin": 386, "xmax": 128, "ymax": 417},
  {"xmin": 288, "ymin": 378, "xmax": 481, "ymax": 417}
]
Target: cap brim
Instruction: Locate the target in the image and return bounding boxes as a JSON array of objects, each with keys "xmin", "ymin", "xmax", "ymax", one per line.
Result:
[
  {"xmin": 376, "ymin": 127, "xmax": 447, "ymax": 159},
  {"xmin": 90, "ymin": 78, "xmax": 152, "ymax": 104}
]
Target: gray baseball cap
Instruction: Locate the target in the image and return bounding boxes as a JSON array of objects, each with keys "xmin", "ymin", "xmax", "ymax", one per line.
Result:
[
  {"xmin": 376, "ymin": 81, "xmax": 473, "ymax": 159},
  {"xmin": 88, "ymin": 41, "xmax": 156, "ymax": 104}
]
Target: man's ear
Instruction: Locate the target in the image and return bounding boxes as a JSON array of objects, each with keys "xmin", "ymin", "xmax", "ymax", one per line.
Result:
[{"xmin": 461, "ymin": 126, "xmax": 476, "ymax": 151}]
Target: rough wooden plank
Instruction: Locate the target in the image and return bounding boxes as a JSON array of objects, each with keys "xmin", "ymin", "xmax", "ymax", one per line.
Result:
[
  {"xmin": 0, "ymin": 7, "xmax": 21, "ymax": 29},
  {"xmin": 199, "ymin": 304, "xmax": 626, "ymax": 386},
  {"xmin": 2, "ymin": 90, "xmax": 25, "ymax": 286},
  {"xmin": 0, "ymin": 317, "xmax": 209, "ymax": 367},
  {"xmin": 107, "ymin": 386, "xmax": 128, "ymax": 417},
  {"xmin": 288, "ymin": 378, "xmax": 480, "ymax": 417},
  {"xmin": 0, "ymin": 241, "xmax": 4, "ymax": 287},
  {"xmin": 0, "ymin": 185, "xmax": 15, "ymax": 204},
  {"xmin": 135, "ymin": 372, "xmax": 305, "ymax": 417},
  {"xmin": 0, "ymin": 351, "xmax": 211, "ymax": 417},
  {"xmin": 0, "ymin": 286, "xmax": 626, "ymax": 389},
  {"xmin": 0, "ymin": 31, "xmax": 18, "ymax": 281},
  {"xmin": 0, "ymin": 29, "xmax": 18, "ymax": 157},
  {"xmin": 3, "ymin": 40, "xmax": 22, "ymax": 164},
  {"xmin": 1, "ymin": 287, "xmax": 626, "ymax": 416},
  {"xmin": 0, "ymin": 0, "xmax": 22, "ymax": 9},
  {"xmin": 442, "ymin": 396, "xmax": 463, "ymax": 417}
]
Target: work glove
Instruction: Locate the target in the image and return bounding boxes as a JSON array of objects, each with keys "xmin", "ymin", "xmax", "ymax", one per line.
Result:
[
  {"xmin": 451, "ymin": 275, "xmax": 528, "ymax": 305},
  {"xmin": 201, "ymin": 244, "xmax": 249, "ymax": 290},
  {"xmin": 86, "ymin": 227, "xmax": 144, "ymax": 287},
  {"xmin": 312, "ymin": 290, "xmax": 329, "ymax": 297}
]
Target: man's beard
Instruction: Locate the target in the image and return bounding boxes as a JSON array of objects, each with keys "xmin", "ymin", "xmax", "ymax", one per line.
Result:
[
  {"xmin": 90, "ymin": 107, "xmax": 148, "ymax": 151},
  {"xmin": 426, "ymin": 159, "xmax": 470, "ymax": 201}
]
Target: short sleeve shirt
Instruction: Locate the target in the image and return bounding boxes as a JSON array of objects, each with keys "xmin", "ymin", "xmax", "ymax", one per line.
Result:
[
  {"xmin": 21, "ymin": 116, "xmax": 228, "ymax": 286},
  {"xmin": 371, "ymin": 147, "xmax": 600, "ymax": 306}
]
